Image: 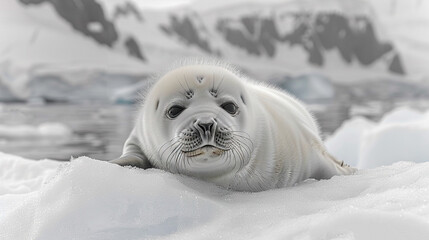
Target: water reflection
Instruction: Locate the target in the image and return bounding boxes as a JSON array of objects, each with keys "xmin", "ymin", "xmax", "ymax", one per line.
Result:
[
  {"xmin": 0, "ymin": 104, "xmax": 135, "ymax": 161},
  {"xmin": 1, "ymin": 100, "xmax": 429, "ymax": 161}
]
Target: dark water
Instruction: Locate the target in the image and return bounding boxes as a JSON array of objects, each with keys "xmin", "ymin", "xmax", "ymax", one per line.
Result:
[
  {"xmin": 1, "ymin": 100, "xmax": 429, "ymax": 161},
  {"xmin": 0, "ymin": 104, "xmax": 135, "ymax": 161}
]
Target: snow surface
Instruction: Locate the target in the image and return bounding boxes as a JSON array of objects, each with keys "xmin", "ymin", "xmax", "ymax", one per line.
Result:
[
  {"xmin": 326, "ymin": 107, "xmax": 429, "ymax": 169},
  {"xmin": 1, "ymin": 107, "xmax": 429, "ymax": 239}
]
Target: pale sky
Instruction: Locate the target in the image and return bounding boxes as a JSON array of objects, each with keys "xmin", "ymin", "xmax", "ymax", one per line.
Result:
[
  {"xmin": 108, "ymin": 0, "xmax": 283, "ymax": 10},
  {"xmin": 116, "ymin": 0, "xmax": 429, "ymax": 17},
  {"xmin": 102, "ymin": 0, "xmax": 193, "ymax": 9},
  {"xmin": 134, "ymin": 0, "xmax": 192, "ymax": 9}
]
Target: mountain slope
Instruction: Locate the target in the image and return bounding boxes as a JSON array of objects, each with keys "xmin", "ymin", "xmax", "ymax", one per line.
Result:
[
  {"xmin": 1, "ymin": 0, "xmax": 428, "ymax": 102},
  {"xmin": 106, "ymin": 0, "xmax": 409, "ymax": 80},
  {"xmin": 0, "ymin": 0, "xmax": 146, "ymax": 101}
]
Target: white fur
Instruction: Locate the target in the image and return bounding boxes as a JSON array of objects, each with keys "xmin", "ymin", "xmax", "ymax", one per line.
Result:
[{"xmin": 111, "ymin": 62, "xmax": 355, "ymax": 191}]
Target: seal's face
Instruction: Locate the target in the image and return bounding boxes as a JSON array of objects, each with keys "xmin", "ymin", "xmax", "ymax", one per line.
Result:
[{"xmin": 145, "ymin": 65, "xmax": 254, "ymax": 178}]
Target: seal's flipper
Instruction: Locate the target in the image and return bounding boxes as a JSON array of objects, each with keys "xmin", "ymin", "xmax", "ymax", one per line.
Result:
[
  {"xmin": 110, "ymin": 154, "xmax": 151, "ymax": 169},
  {"xmin": 315, "ymin": 145, "xmax": 357, "ymax": 176},
  {"xmin": 109, "ymin": 130, "xmax": 151, "ymax": 169}
]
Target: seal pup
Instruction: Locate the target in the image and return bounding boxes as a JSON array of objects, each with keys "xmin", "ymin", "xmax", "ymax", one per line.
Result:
[{"xmin": 110, "ymin": 62, "xmax": 355, "ymax": 191}]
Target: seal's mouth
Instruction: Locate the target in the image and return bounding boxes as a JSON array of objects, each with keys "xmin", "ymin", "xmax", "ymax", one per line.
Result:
[{"xmin": 183, "ymin": 145, "xmax": 225, "ymax": 157}]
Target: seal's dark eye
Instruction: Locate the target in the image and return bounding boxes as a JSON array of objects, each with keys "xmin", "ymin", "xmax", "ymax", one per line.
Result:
[
  {"xmin": 221, "ymin": 102, "xmax": 238, "ymax": 115},
  {"xmin": 167, "ymin": 105, "xmax": 185, "ymax": 119}
]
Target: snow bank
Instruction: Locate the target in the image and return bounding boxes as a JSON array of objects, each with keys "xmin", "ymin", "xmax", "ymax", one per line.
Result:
[
  {"xmin": 1, "ymin": 150, "xmax": 429, "ymax": 240},
  {"xmin": 326, "ymin": 107, "xmax": 429, "ymax": 168},
  {"xmin": 0, "ymin": 122, "xmax": 72, "ymax": 139},
  {"xmin": 0, "ymin": 152, "xmax": 61, "ymax": 195}
]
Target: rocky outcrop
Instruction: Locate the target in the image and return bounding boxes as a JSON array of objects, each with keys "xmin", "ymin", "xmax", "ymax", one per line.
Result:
[
  {"xmin": 124, "ymin": 36, "xmax": 145, "ymax": 61},
  {"xmin": 113, "ymin": 1, "xmax": 143, "ymax": 22},
  {"xmin": 161, "ymin": 14, "xmax": 213, "ymax": 54},
  {"xmin": 388, "ymin": 54, "xmax": 405, "ymax": 74},
  {"xmin": 16, "ymin": 0, "xmax": 406, "ymax": 75},
  {"xmin": 217, "ymin": 17, "xmax": 282, "ymax": 57},
  {"xmin": 217, "ymin": 13, "xmax": 405, "ymax": 74},
  {"xmin": 19, "ymin": 0, "xmax": 147, "ymax": 62},
  {"xmin": 20, "ymin": 0, "xmax": 118, "ymax": 47}
]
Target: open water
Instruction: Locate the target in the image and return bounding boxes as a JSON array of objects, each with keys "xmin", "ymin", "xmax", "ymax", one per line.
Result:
[{"xmin": 1, "ymin": 100, "xmax": 429, "ymax": 161}]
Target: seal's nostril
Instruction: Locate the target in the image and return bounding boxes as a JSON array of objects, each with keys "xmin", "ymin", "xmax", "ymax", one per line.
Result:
[{"xmin": 197, "ymin": 122, "xmax": 214, "ymax": 133}]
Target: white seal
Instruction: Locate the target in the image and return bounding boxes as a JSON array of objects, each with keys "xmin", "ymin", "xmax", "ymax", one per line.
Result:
[{"xmin": 111, "ymin": 62, "xmax": 355, "ymax": 191}]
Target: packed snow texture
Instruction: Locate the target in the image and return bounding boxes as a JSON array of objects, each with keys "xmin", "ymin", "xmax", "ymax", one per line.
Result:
[
  {"xmin": 1, "ymin": 107, "xmax": 429, "ymax": 240},
  {"xmin": 326, "ymin": 107, "xmax": 429, "ymax": 168}
]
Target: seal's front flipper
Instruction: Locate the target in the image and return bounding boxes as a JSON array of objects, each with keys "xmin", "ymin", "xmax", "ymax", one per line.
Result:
[
  {"xmin": 109, "ymin": 130, "xmax": 151, "ymax": 169},
  {"xmin": 110, "ymin": 154, "xmax": 151, "ymax": 169}
]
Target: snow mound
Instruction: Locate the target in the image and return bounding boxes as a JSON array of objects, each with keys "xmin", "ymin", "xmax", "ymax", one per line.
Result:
[
  {"xmin": 1, "ymin": 151, "xmax": 429, "ymax": 239},
  {"xmin": 0, "ymin": 122, "xmax": 72, "ymax": 139},
  {"xmin": 0, "ymin": 155, "xmax": 222, "ymax": 240},
  {"xmin": 326, "ymin": 107, "xmax": 429, "ymax": 169},
  {"xmin": 0, "ymin": 152, "xmax": 61, "ymax": 195}
]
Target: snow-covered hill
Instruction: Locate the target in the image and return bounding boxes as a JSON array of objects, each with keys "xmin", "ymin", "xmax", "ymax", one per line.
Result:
[
  {"xmin": 102, "ymin": 0, "xmax": 428, "ymax": 82},
  {"xmin": 1, "ymin": 0, "xmax": 428, "ymax": 102},
  {"xmin": 0, "ymin": 0, "xmax": 146, "ymax": 102}
]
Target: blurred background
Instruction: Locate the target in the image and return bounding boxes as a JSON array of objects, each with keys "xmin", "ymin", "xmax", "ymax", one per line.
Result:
[{"xmin": 0, "ymin": 0, "xmax": 428, "ymax": 161}]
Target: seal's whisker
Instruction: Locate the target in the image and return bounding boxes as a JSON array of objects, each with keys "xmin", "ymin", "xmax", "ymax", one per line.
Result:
[
  {"xmin": 235, "ymin": 138, "xmax": 252, "ymax": 165},
  {"xmin": 227, "ymin": 149, "xmax": 235, "ymax": 171},
  {"xmin": 231, "ymin": 135, "xmax": 253, "ymax": 156},
  {"xmin": 158, "ymin": 136, "xmax": 181, "ymax": 155},
  {"xmin": 229, "ymin": 141, "xmax": 244, "ymax": 170},
  {"xmin": 230, "ymin": 130, "xmax": 251, "ymax": 139},
  {"xmin": 229, "ymin": 145, "xmax": 237, "ymax": 169},
  {"xmin": 239, "ymin": 142, "xmax": 250, "ymax": 166},
  {"xmin": 164, "ymin": 144, "xmax": 177, "ymax": 167},
  {"xmin": 231, "ymin": 141, "xmax": 248, "ymax": 164},
  {"xmin": 234, "ymin": 137, "xmax": 253, "ymax": 158},
  {"xmin": 233, "ymin": 145, "xmax": 245, "ymax": 170},
  {"xmin": 183, "ymin": 152, "xmax": 191, "ymax": 169},
  {"xmin": 159, "ymin": 139, "xmax": 181, "ymax": 160},
  {"xmin": 176, "ymin": 151, "xmax": 186, "ymax": 173},
  {"xmin": 230, "ymin": 140, "xmax": 245, "ymax": 161},
  {"xmin": 165, "ymin": 141, "xmax": 183, "ymax": 168},
  {"xmin": 230, "ymin": 150, "xmax": 238, "ymax": 171},
  {"xmin": 231, "ymin": 132, "xmax": 254, "ymax": 150},
  {"xmin": 172, "ymin": 144, "xmax": 185, "ymax": 171}
]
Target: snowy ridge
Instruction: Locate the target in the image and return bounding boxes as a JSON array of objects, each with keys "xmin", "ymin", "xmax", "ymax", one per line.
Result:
[
  {"xmin": 1, "ymin": 0, "xmax": 428, "ymax": 102},
  {"xmin": 1, "ymin": 107, "xmax": 429, "ymax": 239}
]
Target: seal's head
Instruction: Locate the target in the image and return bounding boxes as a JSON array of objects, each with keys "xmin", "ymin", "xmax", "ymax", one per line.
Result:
[{"xmin": 141, "ymin": 65, "xmax": 254, "ymax": 179}]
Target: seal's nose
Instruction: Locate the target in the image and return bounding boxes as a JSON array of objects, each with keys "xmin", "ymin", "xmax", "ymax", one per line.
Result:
[
  {"xmin": 197, "ymin": 121, "xmax": 214, "ymax": 133},
  {"xmin": 194, "ymin": 118, "xmax": 217, "ymax": 142}
]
